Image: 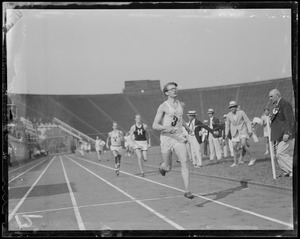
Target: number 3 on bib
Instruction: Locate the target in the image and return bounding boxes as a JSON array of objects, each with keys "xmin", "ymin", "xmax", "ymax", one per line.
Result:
[{"xmin": 171, "ymin": 116, "xmax": 179, "ymax": 126}]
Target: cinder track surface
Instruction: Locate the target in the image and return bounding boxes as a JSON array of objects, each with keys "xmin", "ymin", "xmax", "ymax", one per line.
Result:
[{"xmin": 7, "ymin": 147, "xmax": 294, "ymax": 233}]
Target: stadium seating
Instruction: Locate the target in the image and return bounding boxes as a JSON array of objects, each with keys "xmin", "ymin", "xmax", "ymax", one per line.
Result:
[{"xmin": 9, "ymin": 77, "xmax": 294, "ymax": 146}]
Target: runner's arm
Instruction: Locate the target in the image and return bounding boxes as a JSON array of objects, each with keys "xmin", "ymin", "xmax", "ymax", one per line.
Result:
[{"xmin": 152, "ymin": 104, "xmax": 168, "ymax": 131}]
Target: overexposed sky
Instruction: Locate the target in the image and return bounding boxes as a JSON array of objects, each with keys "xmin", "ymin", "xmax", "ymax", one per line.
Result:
[{"xmin": 6, "ymin": 8, "xmax": 292, "ymax": 94}]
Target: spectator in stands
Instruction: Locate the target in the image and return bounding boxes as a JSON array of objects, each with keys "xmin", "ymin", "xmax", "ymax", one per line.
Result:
[
  {"xmin": 260, "ymin": 108, "xmax": 271, "ymax": 155},
  {"xmin": 269, "ymin": 89, "xmax": 294, "ymax": 178},
  {"xmin": 200, "ymin": 120, "xmax": 210, "ymax": 157},
  {"xmin": 221, "ymin": 114, "xmax": 234, "ymax": 158},
  {"xmin": 225, "ymin": 101, "xmax": 255, "ymax": 167},
  {"xmin": 207, "ymin": 109, "xmax": 222, "ymax": 161}
]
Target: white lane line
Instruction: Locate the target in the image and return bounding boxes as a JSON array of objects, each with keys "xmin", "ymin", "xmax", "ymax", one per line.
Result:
[
  {"xmin": 71, "ymin": 154, "xmax": 293, "ymax": 229},
  {"xmin": 9, "ymin": 159, "xmax": 43, "ymax": 173},
  {"xmin": 9, "ymin": 159, "xmax": 48, "ymax": 184},
  {"xmin": 8, "ymin": 156, "xmax": 56, "ymax": 222},
  {"xmin": 14, "ymin": 194, "xmax": 185, "ymax": 216},
  {"xmin": 65, "ymin": 155, "xmax": 184, "ymax": 230},
  {"xmin": 59, "ymin": 156, "xmax": 85, "ymax": 230}
]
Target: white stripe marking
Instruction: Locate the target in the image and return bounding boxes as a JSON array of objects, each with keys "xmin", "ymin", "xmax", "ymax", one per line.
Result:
[
  {"xmin": 71, "ymin": 154, "xmax": 293, "ymax": 229},
  {"xmin": 8, "ymin": 156, "xmax": 56, "ymax": 222},
  {"xmin": 65, "ymin": 155, "xmax": 184, "ymax": 230},
  {"xmin": 14, "ymin": 194, "xmax": 184, "ymax": 216},
  {"xmin": 9, "ymin": 159, "xmax": 47, "ymax": 184},
  {"xmin": 9, "ymin": 159, "xmax": 43, "ymax": 173},
  {"xmin": 59, "ymin": 156, "xmax": 85, "ymax": 230}
]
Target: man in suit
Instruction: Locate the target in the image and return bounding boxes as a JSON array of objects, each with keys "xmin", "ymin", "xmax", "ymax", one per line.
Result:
[
  {"xmin": 221, "ymin": 114, "xmax": 234, "ymax": 158},
  {"xmin": 269, "ymin": 89, "xmax": 295, "ymax": 177},
  {"xmin": 225, "ymin": 101, "xmax": 255, "ymax": 167},
  {"xmin": 187, "ymin": 110, "xmax": 216, "ymax": 167},
  {"xmin": 207, "ymin": 109, "xmax": 222, "ymax": 160},
  {"xmin": 201, "ymin": 120, "xmax": 210, "ymax": 157}
]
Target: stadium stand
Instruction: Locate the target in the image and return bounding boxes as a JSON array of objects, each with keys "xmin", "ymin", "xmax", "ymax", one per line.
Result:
[{"xmin": 8, "ymin": 77, "xmax": 295, "ymax": 152}]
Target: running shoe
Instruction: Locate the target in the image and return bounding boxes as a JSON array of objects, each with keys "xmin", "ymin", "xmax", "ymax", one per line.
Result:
[
  {"xmin": 184, "ymin": 191, "xmax": 194, "ymax": 199},
  {"xmin": 264, "ymin": 151, "xmax": 269, "ymax": 155},
  {"xmin": 230, "ymin": 163, "xmax": 237, "ymax": 167},
  {"xmin": 248, "ymin": 158, "xmax": 256, "ymax": 166},
  {"xmin": 237, "ymin": 160, "xmax": 244, "ymax": 164},
  {"xmin": 159, "ymin": 162, "xmax": 166, "ymax": 176}
]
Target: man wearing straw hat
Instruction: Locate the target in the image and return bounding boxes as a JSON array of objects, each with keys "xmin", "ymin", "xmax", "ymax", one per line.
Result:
[
  {"xmin": 207, "ymin": 108, "xmax": 222, "ymax": 161},
  {"xmin": 186, "ymin": 110, "xmax": 215, "ymax": 168},
  {"xmin": 225, "ymin": 101, "xmax": 255, "ymax": 167}
]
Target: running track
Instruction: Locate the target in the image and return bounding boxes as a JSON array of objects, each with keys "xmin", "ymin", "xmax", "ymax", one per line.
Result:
[{"xmin": 6, "ymin": 147, "xmax": 294, "ymax": 235}]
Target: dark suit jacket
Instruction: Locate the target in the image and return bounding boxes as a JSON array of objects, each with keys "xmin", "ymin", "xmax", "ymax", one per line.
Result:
[
  {"xmin": 270, "ymin": 98, "xmax": 295, "ymax": 142},
  {"xmin": 194, "ymin": 119, "xmax": 215, "ymax": 144},
  {"xmin": 207, "ymin": 116, "xmax": 222, "ymax": 138}
]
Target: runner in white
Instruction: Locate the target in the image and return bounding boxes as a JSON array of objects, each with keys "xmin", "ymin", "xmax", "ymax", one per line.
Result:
[
  {"xmin": 106, "ymin": 122, "xmax": 124, "ymax": 175},
  {"xmin": 152, "ymin": 82, "xmax": 194, "ymax": 199},
  {"xmin": 95, "ymin": 136, "xmax": 105, "ymax": 161}
]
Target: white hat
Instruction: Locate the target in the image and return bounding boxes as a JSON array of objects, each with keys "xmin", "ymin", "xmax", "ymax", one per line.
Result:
[
  {"xmin": 187, "ymin": 110, "xmax": 197, "ymax": 115},
  {"xmin": 252, "ymin": 117, "xmax": 262, "ymax": 124},
  {"xmin": 223, "ymin": 114, "xmax": 227, "ymax": 118},
  {"xmin": 229, "ymin": 101, "xmax": 238, "ymax": 108},
  {"xmin": 207, "ymin": 108, "xmax": 214, "ymax": 114}
]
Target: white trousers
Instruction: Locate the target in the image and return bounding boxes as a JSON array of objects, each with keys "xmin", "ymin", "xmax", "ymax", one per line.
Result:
[
  {"xmin": 274, "ymin": 139, "xmax": 294, "ymax": 174},
  {"xmin": 223, "ymin": 138, "xmax": 234, "ymax": 157},
  {"xmin": 188, "ymin": 135, "xmax": 202, "ymax": 166},
  {"xmin": 208, "ymin": 133, "xmax": 222, "ymax": 160}
]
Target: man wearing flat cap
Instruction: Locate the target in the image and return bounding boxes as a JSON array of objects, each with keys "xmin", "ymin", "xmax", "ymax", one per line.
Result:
[
  {"xmin": 187, "ymin": 110, "xmax": 215, "ymax": 167},
  {"xmin": 207, "ymin": 108, "xmax": 222, "ymax": 160}
]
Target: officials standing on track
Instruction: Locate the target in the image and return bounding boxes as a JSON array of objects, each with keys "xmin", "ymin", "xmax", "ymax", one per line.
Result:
[
  {"xmin": 225, "ymin": 101, "xmax": 255, "ymax": 167},
  {"xmin": 106, "ymin": 122, "xmax": 124, "ymax": 175},
  {"xmin": 130, "ymin": 114, "xmax": 151, "ymax": 177},
  {"xmin": 269, "ymin": 89, "xmax": 295, "ymax": 178},
  {"xmin": 186, "ymin": 110, "xmax": 216, "ymax": 168},
  {"xmin": 207, "ymin": 109, "xmax": 222, "ymax": 161},
  {"xmin": 152, "ymin": 82, "xmax": 194, "ymax": 199}
]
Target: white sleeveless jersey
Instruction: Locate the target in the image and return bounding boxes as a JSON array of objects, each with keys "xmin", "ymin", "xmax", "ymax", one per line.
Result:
[
  {"xmin": 110, "ymin": 130, "xmax": 122, "ymax": 146},
  {"xmin": 161, "ymin": 100, "xmax": 183, "ymax": 137}
]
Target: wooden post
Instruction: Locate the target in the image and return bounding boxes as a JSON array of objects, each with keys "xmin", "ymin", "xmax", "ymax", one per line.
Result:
[{"xmin": 267, "ymin": 117, "xmax": 276, "ymax": 179}]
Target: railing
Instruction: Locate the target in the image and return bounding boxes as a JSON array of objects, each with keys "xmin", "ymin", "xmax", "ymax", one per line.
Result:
[{"xmin": 53, "ymin": 117, "xmax": 95, "ymax": 143}]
